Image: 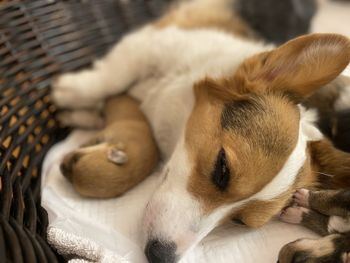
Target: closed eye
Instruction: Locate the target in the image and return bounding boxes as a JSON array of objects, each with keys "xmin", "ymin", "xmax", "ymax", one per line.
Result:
[{"xmin": 212, "ymin": 148, "xmax": 230, "ymax": 191}]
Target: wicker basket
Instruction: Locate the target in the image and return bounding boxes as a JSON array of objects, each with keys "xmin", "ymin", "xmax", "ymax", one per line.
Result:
[{"xmin": 0, "ymin": 0, "xmax": 170, "ymax": 262}]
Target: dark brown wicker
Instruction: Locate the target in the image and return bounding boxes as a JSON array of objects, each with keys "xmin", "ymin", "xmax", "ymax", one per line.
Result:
[{"xmin": 0, "ymin": 1, "xmax": 170, "ymax": 262}]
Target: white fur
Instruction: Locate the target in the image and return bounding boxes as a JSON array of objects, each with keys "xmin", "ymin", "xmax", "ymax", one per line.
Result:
[
  {"xmin": 298, "ymin": 105, "xmax": 323, "ymax": 141},
  {"xmin": 143, "ymin": 137, "xmax": 201, "ymax": 254},
  {"xmin": 328, "ymin": 216, "xmax": 350, "ymax": 233},
  {"xmin": 342, "ymin": 64, "xmax": 350, "ymax": 78}
]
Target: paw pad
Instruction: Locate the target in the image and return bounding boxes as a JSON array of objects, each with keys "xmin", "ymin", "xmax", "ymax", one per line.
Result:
[
  {"xmin": 293, "ymin": 188, "xmax": 310, "ymax": 208},
  {"xmin": 279, "ymin": 206, "xmax": 309, "ymax": 224}
]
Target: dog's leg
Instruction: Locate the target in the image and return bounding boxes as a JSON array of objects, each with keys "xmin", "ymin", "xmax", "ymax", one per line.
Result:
[
  {"xmin": 278, "ymin": 233, "xmax": 350, "ymax": 263},
  {"xmin": 281, "ymin": 188, "xmax": 350, "ymax": 235},
  {"xmin": 294, "ymin": 188, "xmax": 350, "ymax": 218},
  {"xmin": 52, "ymin": 26, "xmax": 171, "ymax": 109},
  {"xmin": 280, "ymin": 205, "xmax": 330, "ymax": 236},
  {"xmin": 56, "ymin": 109, "xmax": 104, "ymax": 129}
]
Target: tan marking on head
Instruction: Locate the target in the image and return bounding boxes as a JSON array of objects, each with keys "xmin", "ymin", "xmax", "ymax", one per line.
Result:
[{"xmin": 186, "ymin": 80, "xmax": 300, "ymax": 214}]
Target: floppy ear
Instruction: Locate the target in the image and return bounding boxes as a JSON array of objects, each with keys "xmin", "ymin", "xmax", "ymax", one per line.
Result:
[
  {"xmin": 235, "ymin": 33, "xmax": 350, "ymax": 100},
  {"xmin": 107, "ymin": 148, "xmax": 128, "ymax": 165}
]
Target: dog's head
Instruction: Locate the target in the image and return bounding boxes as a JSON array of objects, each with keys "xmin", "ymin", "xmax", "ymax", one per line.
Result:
[
  {"xmin": 60, "ymin": 140, "xmax": 132, "ymax": 198},
  {"xmin": 60, "ymin": 127, "xmax": 158, "ymax": 198},
  {"xmin": 143, "ymin": 34, "xmax": 350, "ymax": 263}
]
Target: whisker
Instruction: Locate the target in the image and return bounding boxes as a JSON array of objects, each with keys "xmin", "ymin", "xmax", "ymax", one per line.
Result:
[{"xmin": 313, "ymin": 171, "xmax": 336, "ymax": 178}]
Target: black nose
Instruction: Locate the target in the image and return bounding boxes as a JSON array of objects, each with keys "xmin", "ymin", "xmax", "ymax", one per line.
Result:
[{"xmin": 145, "ymin": 239, "xmax": 177, "ymax": 263}]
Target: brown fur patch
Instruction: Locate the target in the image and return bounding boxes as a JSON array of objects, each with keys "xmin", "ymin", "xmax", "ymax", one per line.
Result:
[
  {"xmin": 310, "ymin": 139, "xmax": 350, "ymax": 189},
  {"xmin": 154, "ymin": 0, "xmax": 255, "ymax": 39}
]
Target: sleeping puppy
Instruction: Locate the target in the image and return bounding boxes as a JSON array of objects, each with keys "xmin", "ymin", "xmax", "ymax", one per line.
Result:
[
  {"xmin": 60, "ymin": 95, "xmax": 159, "ymax": 198},
  {"xmin": 51, "ymin": 0, "xmax": 350, "ymax": 262},
  {"xmin": 279, "ymin": 187, "xmax": 350, "ymax": 263}
]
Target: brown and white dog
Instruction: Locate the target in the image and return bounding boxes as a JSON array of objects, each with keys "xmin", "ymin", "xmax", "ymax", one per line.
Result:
[{"xmin": 52, "ymin": 0, "xmax": 350, "ymax": 262}]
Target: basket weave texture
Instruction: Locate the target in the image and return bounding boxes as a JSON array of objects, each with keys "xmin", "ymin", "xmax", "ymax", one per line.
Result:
[{"xmin": 0, "ymin": 0, "xmax": 169, "ymax": 262}]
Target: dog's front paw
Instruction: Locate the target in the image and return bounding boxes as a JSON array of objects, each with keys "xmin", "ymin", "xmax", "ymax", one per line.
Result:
[
  {"xmin": 278, "ymin": 236, "xmax": 347, "ymax": 263},
  {"xmin": 52, "ymin": 73, "xmax": 102, "ymax": 109},
  {"xmin": 278, "ymin": 243, "xmax": 308, "ymax": 263},
  {"xmin": 293, "ymin": 189, "xmax": 310, "ymax": 208},
  {"xmin": 279, "ymin": 206, "xmax": 309, "ymax": 224}
]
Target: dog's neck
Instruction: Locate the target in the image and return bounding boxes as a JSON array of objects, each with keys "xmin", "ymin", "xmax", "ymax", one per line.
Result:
[{"xmin": 140, "ymin": 80, "xmax": 195, "ymax": 161}]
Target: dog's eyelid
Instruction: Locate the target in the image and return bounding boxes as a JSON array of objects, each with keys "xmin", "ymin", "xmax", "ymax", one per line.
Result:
[
  {"xmin": 212, "ymin": 148, "xmax": 231, "ymax": 191},
  {"xmin": 232, "ymin": 218, "xmax": 245, "ymax": 226}
]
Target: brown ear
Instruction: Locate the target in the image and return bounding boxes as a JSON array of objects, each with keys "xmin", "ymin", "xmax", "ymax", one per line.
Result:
[
  {"xmin": 235, "ymin": 34, "xmax": 350, "ymax": 100},
  {"xmin": 107, "ymin": 148, "xmax": 128, "ymax": 165}
]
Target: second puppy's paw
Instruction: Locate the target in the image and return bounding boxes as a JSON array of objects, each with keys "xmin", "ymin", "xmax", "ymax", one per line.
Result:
[
  {"xmin": 280, "ymin": 206, "xmax": 309, "ymax": 224},
  {"xmin": 293, "ymin": 188, "xmax": 310, "ymax": 208},
  {"xmin": 52, "ymin": 73, "xmax": 102, "ymax": 109}
]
